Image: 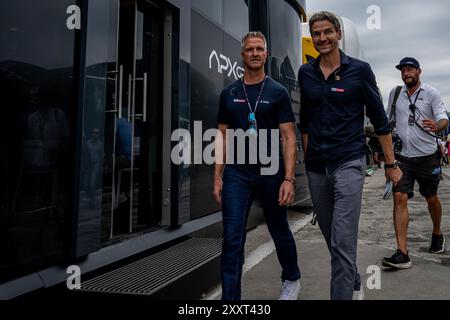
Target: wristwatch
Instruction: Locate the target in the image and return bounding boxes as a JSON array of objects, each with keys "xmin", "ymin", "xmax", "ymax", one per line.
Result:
[{"xmin": 384, "ymin": 160, "xmax": 399, "ymax": 170}]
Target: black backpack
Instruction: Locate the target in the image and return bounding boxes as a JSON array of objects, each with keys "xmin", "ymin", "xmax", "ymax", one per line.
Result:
[{"xmin": 388, "ymin": 86, "xmax": 402, "ymax": 129}]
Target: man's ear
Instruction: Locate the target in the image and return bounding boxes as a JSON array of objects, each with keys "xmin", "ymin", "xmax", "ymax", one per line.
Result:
[{"xmin": 337, "ymin": 29, "xmax": 343, "ymax": 40}]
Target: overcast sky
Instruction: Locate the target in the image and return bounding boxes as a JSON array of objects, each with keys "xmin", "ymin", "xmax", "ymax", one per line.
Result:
[{"xmin": 307, "ymin": 0, "xmax": 450, "ymax": 111}]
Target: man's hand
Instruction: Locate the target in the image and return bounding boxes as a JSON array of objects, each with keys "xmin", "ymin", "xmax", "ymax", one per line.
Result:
[
  {"xmin": 213, "ymin": 176, "xmax": 223, "ymax": 205},
  {"xmin": 278, "ymin": 180, "xmax": 295, "ymax": 206},
  {"xmin": 385, "ymin": 167, "xmax": 403, "ymax": 186},
  {"xmin": 422, "ymin": 119, "xmax": 437, "ymax": 133}
]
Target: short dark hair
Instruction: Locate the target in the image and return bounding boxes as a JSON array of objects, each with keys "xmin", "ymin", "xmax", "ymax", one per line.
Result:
[{"xmin": 309, "ymin": 11, "xmax": 341, "ymax": 34}]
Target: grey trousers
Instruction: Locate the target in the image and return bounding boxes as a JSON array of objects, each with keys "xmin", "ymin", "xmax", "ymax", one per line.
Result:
[{"xmin": 306, "ymin": 157, "xmax": 366, "ymax": 300}]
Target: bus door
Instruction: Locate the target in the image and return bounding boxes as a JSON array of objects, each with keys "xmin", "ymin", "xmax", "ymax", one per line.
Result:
[{"xmin": 101, "ymin": 0, "xmax": 173, "ymax": 242}]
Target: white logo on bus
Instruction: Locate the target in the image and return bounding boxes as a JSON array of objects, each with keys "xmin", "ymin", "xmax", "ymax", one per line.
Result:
[{"xmin": 209, "ymin": 50, "xmax": 244, "ymax": 80}]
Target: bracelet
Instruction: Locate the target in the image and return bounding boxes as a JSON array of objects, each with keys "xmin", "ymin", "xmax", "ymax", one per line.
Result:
[{"xmin": 284, "ymin": 176, "xmax": 296, "ymax": 184}]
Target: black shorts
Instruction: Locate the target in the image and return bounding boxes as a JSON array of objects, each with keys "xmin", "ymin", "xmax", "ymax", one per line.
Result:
[{"xmin": 393, "ymin": 154, "xmax": 440, "ymax": 198}]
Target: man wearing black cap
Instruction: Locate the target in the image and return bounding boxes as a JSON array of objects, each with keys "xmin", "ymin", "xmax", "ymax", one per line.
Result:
[{"xmin": 382, "ymin": 57, "xmax": 449, "ymax": 269}]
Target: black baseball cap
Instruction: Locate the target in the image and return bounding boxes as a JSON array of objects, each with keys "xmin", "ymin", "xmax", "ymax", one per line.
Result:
[{"xmin": 395, "ymin": 57, "xmax": 420, "ymax": 70}]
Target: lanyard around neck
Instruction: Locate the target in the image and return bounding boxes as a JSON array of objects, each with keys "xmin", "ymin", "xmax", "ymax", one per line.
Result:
[
  {"xmin": 406, "ymin": 88, "xmax": 422, "ymax": 106},
  {"xmin": 241, "ymin": 76, "xmax": 267, "ymax": 115}
]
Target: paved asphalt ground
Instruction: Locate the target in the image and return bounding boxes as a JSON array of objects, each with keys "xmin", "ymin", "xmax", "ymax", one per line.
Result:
[{"xmin": 204, "ymin": 166, "xmax": 450, "ymax": 300}]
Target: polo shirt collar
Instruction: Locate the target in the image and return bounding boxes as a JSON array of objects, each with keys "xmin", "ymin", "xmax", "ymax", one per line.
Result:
[
  {"xmin": 313, "ymin": 49, "xmax": 350, "ymax": 69},
  {"xmin": 401, "ymin": 82, "xmax": 424, "ymax": 96}
]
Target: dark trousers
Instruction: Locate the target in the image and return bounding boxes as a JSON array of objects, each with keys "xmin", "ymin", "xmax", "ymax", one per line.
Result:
[{"xmin": 221, "ymin": 165, "xmax": 301, "ymax": 300}]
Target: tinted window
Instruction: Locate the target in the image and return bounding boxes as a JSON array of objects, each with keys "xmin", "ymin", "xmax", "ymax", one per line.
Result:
[
  {"xmin": 268, "ymin": 0, "xmax": 286, "ymax": 60},
  {"xmin": 223, "ymin": 0, "xmax": 249, "ymax": 40},
  {"xmin": 268, "ymin": 0, "xmax": 301, "ymax": 86},
  {"xmin": 192, "ymin": 0, "xmax": 222, "ymax": 25},
  {"xmin": 0, "ymin": 0, "xmax": 76, "ymax": 281},
  {"xmin": 75, "ymin": 0, "xmax": 119, "ymax": 257},
  {"xmin": 285, "ymin": 3, "xmax": 302, "ymax": 78}
]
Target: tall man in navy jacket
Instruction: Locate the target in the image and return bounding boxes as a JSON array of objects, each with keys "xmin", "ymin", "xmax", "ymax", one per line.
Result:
[{"xmin": 298, "ymin": 11, "xmax": 402, "ymax": 300}]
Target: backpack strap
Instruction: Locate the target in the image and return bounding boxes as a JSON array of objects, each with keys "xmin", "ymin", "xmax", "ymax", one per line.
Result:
[{"xmin": 389, "ymin": 86, "xmax": 403, "ymax": 129}]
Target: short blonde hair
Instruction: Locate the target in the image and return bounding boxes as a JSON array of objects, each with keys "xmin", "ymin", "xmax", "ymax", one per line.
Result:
[{"xmin": 241, "ymin": 31, "xmax": 267, "ymax": 52}]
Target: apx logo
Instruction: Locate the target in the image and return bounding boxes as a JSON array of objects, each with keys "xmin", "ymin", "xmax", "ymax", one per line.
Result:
[{"xmin": 209, "ymin": 50, "xmax": 244, "ymax": 80}]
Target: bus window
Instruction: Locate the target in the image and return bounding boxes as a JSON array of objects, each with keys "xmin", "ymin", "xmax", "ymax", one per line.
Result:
[
  {"xmin": 223, "ymin": 0, "xmax": 249, "ymax": 41},
  {"xmin": 192, "ymin": 0, "xmax": 222, "ymax": 25},
  {"xmin": 268, "ymin": 0, "xmax": 302, "ymax": 88}
]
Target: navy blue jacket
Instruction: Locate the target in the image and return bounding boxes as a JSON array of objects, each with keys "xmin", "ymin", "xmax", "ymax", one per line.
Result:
[{"xmin": 298, "ymin": 50, "xmax": 391, "ymax": 174}]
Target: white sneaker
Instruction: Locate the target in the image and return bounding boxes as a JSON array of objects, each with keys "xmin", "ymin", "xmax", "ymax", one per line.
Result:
[
  {"xmin": 352, "ymin": 286, "xmax": 365, "ymax": 300},
  {"xmin": 278, "ymin": 279, "xmax": 300, "ymax": 300}
]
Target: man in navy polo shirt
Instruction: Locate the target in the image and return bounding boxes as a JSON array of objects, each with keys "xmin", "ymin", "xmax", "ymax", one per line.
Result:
[
  {"xmin": 298, "ymin": 11, "xmax": 402, "ymax": 300},
  {"xmin": 214, "ymin": 31, "xmax": 300, "ymax": 300}
]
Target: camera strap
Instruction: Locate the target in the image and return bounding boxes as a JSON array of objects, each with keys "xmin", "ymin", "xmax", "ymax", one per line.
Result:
[
  {"xmin": 413, "ymin": 120, "xmax": 440, "ymax": 162},
  {"xmin": 406, "ymin": 90, "xmax": 440, "ymax": 141},
  {"xmin": 406, "ymin": 91, "xmax": 441, "ymax": 158},
  {"xmin": 389, "ymin": 86, "xmax": 403, "ymax": 129},
  {"xmin": 413, "ymin": 119, "xmax": 439, "ymax": 139}
]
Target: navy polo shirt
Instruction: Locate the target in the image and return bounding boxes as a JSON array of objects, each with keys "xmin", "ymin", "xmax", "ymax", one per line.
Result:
[
  {"xmin": 298, "ymin": 50, "xmax": 391, "ymax": 174},
  {"xmin": 217, "ymin": 77, "xmax": 295, "ymax": 167}
]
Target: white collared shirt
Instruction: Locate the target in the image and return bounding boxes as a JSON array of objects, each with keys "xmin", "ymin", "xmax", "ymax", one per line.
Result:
[{"xmin": 386, "ymin": 83, "xmax": 448, "ymax": 158}]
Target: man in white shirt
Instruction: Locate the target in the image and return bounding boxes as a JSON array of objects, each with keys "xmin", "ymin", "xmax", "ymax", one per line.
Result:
[{"xmin": 382, "ymin": 57, "xmax": 449, "ymax": 269}]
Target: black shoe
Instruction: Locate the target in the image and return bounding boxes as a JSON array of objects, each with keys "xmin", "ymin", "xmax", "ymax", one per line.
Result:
[
  {"xmin": 382, "ymin": 249, "xmax": 412, "ymax": 269},
  {"xmin": 429, "ymin": 233, "xmax": 446, "ymax": 253}
]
